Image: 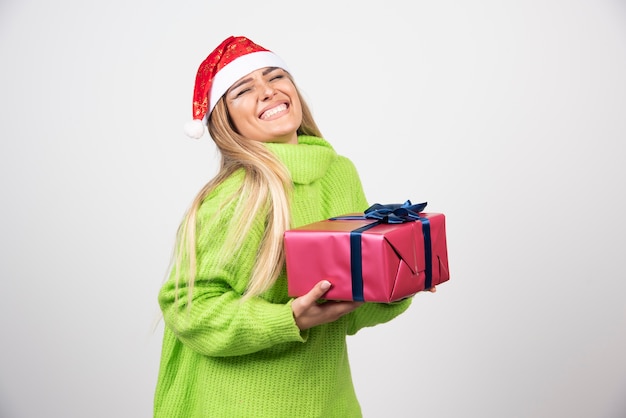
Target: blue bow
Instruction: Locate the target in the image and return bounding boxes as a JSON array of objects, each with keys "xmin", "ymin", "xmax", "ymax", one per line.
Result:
[
  {"xmin": 364, "ymin": 200, "xmax": 427, "ymax": 223},
  {"xmin": 331, "ymin": 200, "xmax": 427, "ymax": 223}
]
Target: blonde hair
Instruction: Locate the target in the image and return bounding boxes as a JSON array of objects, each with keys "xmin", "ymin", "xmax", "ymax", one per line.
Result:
[{"xmin": 173, "ymin": 75, "xmax": 322, "ymax": 306}]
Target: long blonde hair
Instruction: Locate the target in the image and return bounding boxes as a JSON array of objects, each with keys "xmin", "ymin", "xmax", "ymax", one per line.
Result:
[{"xmin": 173, "ymin": 75, "xmax": 322, "ymax": 305}]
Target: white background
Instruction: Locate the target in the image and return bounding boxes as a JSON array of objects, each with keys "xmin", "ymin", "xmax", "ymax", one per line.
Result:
[{"xmin": 1, "ymin": 1, "xmax": 625, "ymax": 417}]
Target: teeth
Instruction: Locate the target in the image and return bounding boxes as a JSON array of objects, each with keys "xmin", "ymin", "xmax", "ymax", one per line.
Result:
[{"xmin": 261, "ymin": 104, "xmax": 287, "ymax": 119}]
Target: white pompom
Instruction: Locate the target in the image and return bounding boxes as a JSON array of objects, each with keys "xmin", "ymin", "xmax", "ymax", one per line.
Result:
[{"xmin": 183, "ymin": 119, "xmax": 205, "ymax": 139}]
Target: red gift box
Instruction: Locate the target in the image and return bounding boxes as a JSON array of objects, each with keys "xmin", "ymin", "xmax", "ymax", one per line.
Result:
[{"xmin": 284, "ymin": 206, "xmax": 449, "ymax": 302}]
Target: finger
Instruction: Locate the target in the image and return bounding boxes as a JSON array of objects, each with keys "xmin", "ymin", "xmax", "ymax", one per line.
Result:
[{"xmin": 303, "ymin": 280, "xmax": 332, "ymax": 304}]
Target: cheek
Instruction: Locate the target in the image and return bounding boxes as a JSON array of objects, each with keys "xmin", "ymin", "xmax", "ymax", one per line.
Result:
[
  {"xmin": 227, "ymin": 103, "xmax": 253, "ymax": 130},
  {"xmin": 292, "ymin": 99, "xmax": 303, "ymax": 123}
]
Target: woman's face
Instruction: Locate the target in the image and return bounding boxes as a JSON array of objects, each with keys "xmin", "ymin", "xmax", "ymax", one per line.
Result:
[{"xmin": 224, "ymin": 67, "xmax": 302, "ymax": 144}]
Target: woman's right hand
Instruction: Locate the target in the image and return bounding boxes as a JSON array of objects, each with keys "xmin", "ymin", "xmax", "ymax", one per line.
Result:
[{"xmin": 291, "ymin": 280, "xmax": 363, "ymax": 330}]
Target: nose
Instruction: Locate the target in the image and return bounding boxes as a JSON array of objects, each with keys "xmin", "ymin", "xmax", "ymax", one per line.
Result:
[{"xmin": 260, "ymin": 81, "xmax": 276, "ymax": 101}]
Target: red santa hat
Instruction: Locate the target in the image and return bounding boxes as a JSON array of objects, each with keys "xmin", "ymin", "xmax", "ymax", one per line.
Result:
[{"xmin": 183, "ymin": 36, "xmax": 290, "ymax": 139}]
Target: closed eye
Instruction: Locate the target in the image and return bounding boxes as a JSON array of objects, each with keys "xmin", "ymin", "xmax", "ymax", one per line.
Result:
[{"xmin": 234, "ymin": 88, "xmax": 251, "ymax": 98}]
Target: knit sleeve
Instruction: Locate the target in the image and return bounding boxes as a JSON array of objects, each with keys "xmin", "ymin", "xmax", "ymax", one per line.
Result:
[
  {"xmin": 158, "ymin": 176, "xmax": 305, "ymax": 357},
  {"xmin": 346, "ymin": 298, "xmax": 413, "ymax": 335}
]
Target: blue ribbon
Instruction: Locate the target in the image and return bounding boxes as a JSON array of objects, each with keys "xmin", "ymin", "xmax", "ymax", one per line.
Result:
[{"xmin": 331, "ymin": 200, "xmax": 432, "ymax": 300}]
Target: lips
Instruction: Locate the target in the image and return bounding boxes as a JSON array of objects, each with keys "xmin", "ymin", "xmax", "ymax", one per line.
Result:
[{"xmin": 260, "ymin": 103, "xmax": 288, "ymax": 120}]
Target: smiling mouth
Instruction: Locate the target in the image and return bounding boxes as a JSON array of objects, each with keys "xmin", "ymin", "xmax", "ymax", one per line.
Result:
[{"xmin": 260, "ymin": 103, "xmax": 288, "ymax": 120}]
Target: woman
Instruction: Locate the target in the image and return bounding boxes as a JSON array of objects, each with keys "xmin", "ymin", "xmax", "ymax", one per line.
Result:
[{"xmin": 154, "ymin": 35, "xmax": 417, "ymax": 417}]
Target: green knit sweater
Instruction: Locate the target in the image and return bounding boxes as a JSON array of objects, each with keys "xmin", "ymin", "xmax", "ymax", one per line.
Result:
[{"xmin": 154, "ymin": 136, "xmax": 412, "ymax": 418}]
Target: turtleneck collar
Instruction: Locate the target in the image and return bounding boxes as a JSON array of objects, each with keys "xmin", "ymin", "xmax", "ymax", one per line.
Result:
[{"xmin": 264, "ymin": 136, "xmax": 337, "ymax": 185}]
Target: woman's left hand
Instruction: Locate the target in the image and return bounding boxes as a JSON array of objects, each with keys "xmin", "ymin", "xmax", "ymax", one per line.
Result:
[{"xmin": 292, "ymin": 280, "xmax": 363, "ymax": 330}]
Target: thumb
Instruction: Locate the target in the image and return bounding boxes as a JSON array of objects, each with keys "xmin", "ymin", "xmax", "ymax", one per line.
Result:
[{"xmin": 308, "ymin": 280, "xmax": 332, "ymax": 300}]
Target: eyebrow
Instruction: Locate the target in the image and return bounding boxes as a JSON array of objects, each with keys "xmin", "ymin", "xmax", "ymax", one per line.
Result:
[{"xmin": 227, "ymin": 67, "xmax": 281, "ymax": 94}]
